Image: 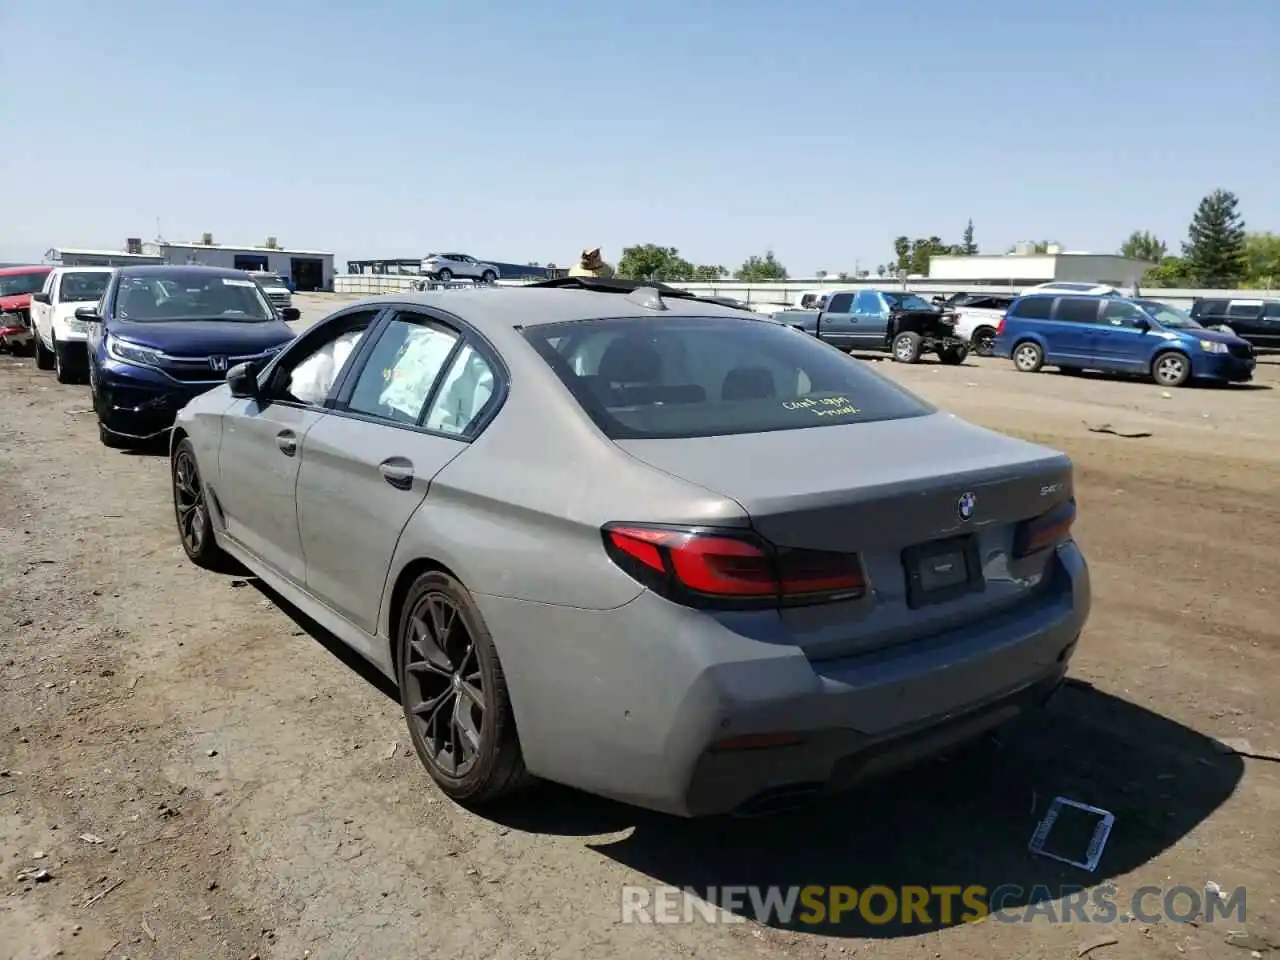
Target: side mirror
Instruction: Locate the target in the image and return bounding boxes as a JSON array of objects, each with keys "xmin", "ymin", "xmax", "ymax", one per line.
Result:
[
  {"xmin": 280, "ymin": 306, "xmax": 301, "ymax": 323},
  {"xmin": 1134, "ymin": 317, "xmax": 1151, "ymax": 332},
  {"xmin": 74, "ymin": 305, "xmax": 102, "ymax": 322},
  {"xmin": 31, "ymin": 292, "xmax": 50, "ymax": 305},
  {"xmin": 226, "ymin": 361, "xmax": 260, "ymax": 399}
]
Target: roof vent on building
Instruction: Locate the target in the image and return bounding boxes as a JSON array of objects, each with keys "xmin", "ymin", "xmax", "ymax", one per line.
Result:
[
  {"xmin": 1013, "ymin": 242, "xmax": 1034, "ymax": 256},
  {"xmin": 125, "ymin": 238, "xmax": 142, "ymax": 254},
  {"xmin": 1045, "ymin": 243, "xmax": 1063, "ymax": 255},
  {"xmin": 201, "ymin": 232, "xmax": 214, "ymax": 246},
  {"xmin": 265, "ymin": 236, "xmax": 278, "ymax": 249}
]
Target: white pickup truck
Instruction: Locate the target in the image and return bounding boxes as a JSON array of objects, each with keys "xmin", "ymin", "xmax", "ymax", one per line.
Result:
[{"xmin": 29, "ymin": 266, "xmax": 114, "ymax": 382}]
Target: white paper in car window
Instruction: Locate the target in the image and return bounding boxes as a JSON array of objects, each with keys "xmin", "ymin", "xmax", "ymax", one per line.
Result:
[
  {"xmin": 222, "ymin": 278, "xmax": 256, "ymax": 287},
  {"xmin": 378, "ymin": 326, "xmax": 457, "ymax": 420}
]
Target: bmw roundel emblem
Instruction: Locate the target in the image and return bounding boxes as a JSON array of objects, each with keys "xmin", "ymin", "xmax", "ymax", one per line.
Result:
[{"xmin": 957, "ymin": 492, "xmax": 977, "ymax": 521}]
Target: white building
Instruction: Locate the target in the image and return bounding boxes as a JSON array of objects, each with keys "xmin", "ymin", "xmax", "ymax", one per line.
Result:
[
  {"xmin": 928, "ymin": 244, "xmax": 1154, "ymax": 288},
  {"xmin": 47, "ymin": 235, "xmax": 336, "ymax": 291},
  {"xmin": 45, "ymin": 247, "xmax": 164, "ymax": 267},
  {"xmin": 144, "ymin": 234, "xmax": 334, "ymax": 291}
]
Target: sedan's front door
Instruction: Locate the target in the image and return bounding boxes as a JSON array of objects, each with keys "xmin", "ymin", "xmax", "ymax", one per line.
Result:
[
  {"xmin": 296, "ymin": 311, "xmax": 499, "ymax": 637},
  {"xmin": 217, "ymin": 403, "xmax": 323, "ymax": 583},
  {"xmin": 215, "ymin": 307, "xmax": 382, "ymax": 585}
]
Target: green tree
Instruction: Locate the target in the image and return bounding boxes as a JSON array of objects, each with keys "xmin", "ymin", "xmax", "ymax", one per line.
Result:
[
  {"xmin": 961, "ymin": 219, "xmax": 978, "ymax": 255},
  {"xmin": 1119, "ymin": 230, "xmax": 1167, "ymax": 263},
  {"xmin": 1141, "ymin": 256, "xmax": 1191, "ymax": 288},
  {"xmin": 616, "ymin": 244, "xmax": 694, "ymax": 281},
  {"xmin": 690, "ymin": 264, "xmax": 728, "ymax": 281},
  {"xmin": 1243, "ymin": 232, "xmax": 1280, "ymax": 289},
  {"xmin": 1182, "ymin": 189, "xmax": 1247, "ymax": 288},
  {"xmin": 734, "ymin": 250, "xmax": 788, "ymax": 281},
  {"xmin": 837, "ymin": 271, "xmax": 850, "ymax": 280},
  {"xmin": 892, "ymin": 236, "xmax": 911, "ymax": 272},
  {"xmin": 908, "ymin": 237, "xmax": 950, "ymax": 275}
]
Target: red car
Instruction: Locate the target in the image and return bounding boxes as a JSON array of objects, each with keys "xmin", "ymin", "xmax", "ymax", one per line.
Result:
[{"xmin": 0, "ymin": 265, "xmax": 54, "ymax": 352}]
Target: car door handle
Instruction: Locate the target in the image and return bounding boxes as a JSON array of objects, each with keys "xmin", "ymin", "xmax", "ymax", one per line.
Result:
[
  {"xmin": 276, "ymin": 430, "xmax": 298, "ymax": 456},
  {"xmin": 378, "ymin": 457, "xmax": 415, "ymax": 490}
]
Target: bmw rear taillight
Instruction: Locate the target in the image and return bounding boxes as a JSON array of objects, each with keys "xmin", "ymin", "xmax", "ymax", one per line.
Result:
[
  {"xmin": 603, "ymin": 523, "xmax": 866, "ymax": 609},
  {"xmin": 1012, "ymin": 499, "xmax": 1076, "ymax": 558},
  {"xmin": 995, "ymin": 315, "xmax": 1007, "ymax": 336}
]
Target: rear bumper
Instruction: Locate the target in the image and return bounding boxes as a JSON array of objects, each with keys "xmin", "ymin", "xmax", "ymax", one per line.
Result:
[
  {"xmin": 475, "ymin": 540, "xmax": 1090, "ymax": 817},
  {"xmin": 95, "ymin": 359, "xmax": 221, "ymax": 439}
]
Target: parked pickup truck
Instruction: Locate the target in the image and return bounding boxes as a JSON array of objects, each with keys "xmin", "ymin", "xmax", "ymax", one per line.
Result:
[{"xmin": 774, "ymin": 289, "xmax": 969, "ymax": 363}]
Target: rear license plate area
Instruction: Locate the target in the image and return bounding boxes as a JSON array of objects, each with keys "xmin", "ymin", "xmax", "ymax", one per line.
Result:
[{"xmin": 901, "ymin": 535, "xmax": 984, "ymax": 608}]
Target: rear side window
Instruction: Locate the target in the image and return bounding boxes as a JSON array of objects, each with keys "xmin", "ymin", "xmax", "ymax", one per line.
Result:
[
  {"xmin": 1054, "ymin": 297, "xmax": 1101, "ymax": 325},
  {"xmin": 1264, "ymin": 302, "xmax": 1280, "ymax": 319},
  {"xmin": 524, "ymin": 316, "xmax": 934, "ymax": 440},
  {"xmin": 1010, "ymin": 297, "xmax": 1052, "ymax": 320}
]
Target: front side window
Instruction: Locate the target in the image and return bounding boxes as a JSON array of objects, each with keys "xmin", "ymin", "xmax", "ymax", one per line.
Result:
[
  {"xmin": 1100, "ymin": 300, "xmax": 1149, "ymax": 327},
  {"xmin": 58, "ymin": 271, "xmax": 111, "ymax": 303},
  {"xmin": 278, "ymin": 310, "xmax": 379, "ymax": 405},
  {"xmin": 1227, "ymin": 302, "xmax": 1263, "ymax": 319},
  {"xmin": 524, "ymin": 315, "xmax": 934, "ymax": 440},
  {"xmin": 1135, "ymin": 300, "xmax": 1199, "ymax": 329},
  {"xmin": 346, "ymin": 317, "xmax": 459, "ymax": 424},
  {"xmin": 853, "ymin": 291, "xmax": 882, "ymax": 316},
  {"xmin": 115, "ymin": 270, "xmax": 274, "ymax": 322}
]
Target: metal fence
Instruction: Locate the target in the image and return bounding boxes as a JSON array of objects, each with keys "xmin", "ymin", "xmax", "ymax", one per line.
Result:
[{"xmin": 331, "ymin": 273, "xmax": 1272, "ymax": 310}]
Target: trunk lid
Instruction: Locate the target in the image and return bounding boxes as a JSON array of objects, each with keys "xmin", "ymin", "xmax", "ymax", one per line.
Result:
[{"xmin": 615, "ymin": 412, "xmax": 1074, "ymax": 659}]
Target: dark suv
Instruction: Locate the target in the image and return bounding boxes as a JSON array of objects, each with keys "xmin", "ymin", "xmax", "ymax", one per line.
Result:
[{"xmin": 1189, "ymin": 298, "xmax": 1280, "ymax": 352}]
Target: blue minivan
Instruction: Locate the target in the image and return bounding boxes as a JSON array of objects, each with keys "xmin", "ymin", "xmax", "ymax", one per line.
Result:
[{"xmin": 993, "ymin": 294, "xmax": 1256, "ymax": 387}]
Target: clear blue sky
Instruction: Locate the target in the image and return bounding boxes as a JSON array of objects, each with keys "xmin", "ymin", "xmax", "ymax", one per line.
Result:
[{"xmin": 3, "ymin": 0, "xmax": 1276, "ymax": 275}]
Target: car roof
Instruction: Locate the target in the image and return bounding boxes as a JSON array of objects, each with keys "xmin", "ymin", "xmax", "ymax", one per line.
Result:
[
  {"xmin": 117, "ymin": 264, "xmax": 248, "ymax": 279},
  {"xmin": 0, "ymin": 265, "xmax": 52, "ymax": 276},
  {"xmin": 340, "ymin": 283, "xmax": 775, "ymax": 332},
  {"xmin": 54, "ymin": 265, "xmax": 115, "ymax": 273}
]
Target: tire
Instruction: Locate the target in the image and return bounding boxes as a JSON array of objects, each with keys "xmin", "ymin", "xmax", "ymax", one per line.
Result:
[
  {"xmin": 891, "ymin": 331, "xmax": 923, "ymax": 363},
  {"xmin": 938, "ymin": 344, "xmax": 968, "ymax": 365},
  {"xmin": 171, "ymin": 438, "xmax": 229, "ymax": 569},
  {"xmin": 53, "ymin": 339, "xmax": 77, "ymax": 384},
  {"xmin": 397, "ymin": 570, "xmax": 530, "ymax": 805},
  {"xmin": 971, "ymin": 326, "xmax": 996, "ymax": 357},
  {"xmin": 34, "ymin": 333, "xmax": 55, "ymax": 371},
  {"xmin": 1013, "ymin": 341, "xmax": 1044, "ymax": 373},
  {"xmin": 436, "ymin": 268, "xmax": 453, "ymax": 282},
  {"xmin": 1152, "ymin": 350, "xmax": 1191, "ymax": 388},
  {"xmin": 481, "ymin": 270, "xmax": 497, "ymax": 284},
  {"xmin": 98, "ymin": 421, "xmax": 133, "ymax": 450}
]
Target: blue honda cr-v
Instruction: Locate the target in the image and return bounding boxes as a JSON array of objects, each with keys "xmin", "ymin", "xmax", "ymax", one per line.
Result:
[
  {"xmin": 992, "ymin": 293, "xmax": 1256, "ymax": 388},
  {"xmin": 81, "ymin": 265, "xmax": 298, "ymax": 448}
]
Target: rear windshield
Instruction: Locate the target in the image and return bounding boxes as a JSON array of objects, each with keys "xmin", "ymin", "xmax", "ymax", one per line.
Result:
[{"xmin": 523, "ymin": 316, "xmax": 935, "ymax": 440}]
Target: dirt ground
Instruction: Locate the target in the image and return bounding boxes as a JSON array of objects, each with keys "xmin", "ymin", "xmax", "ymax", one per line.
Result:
[{"xmin": 2, "ymin": 294, "xmax": 1278, "ymax": 960}]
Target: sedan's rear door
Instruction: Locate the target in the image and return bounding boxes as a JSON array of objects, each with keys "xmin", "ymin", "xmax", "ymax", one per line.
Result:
[{"xmin": 294, "ymin": 308, "xmax": 502, "ymax": 637}]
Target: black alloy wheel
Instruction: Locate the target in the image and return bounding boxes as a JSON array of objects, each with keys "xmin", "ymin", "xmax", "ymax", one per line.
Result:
[
  {"xmin": 171, "ymin": 439, "xmax": 227, "ymax": 568},
  {"xmin": 398, "ymin": 572, "xmax": 529, "ymax": 803}
]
